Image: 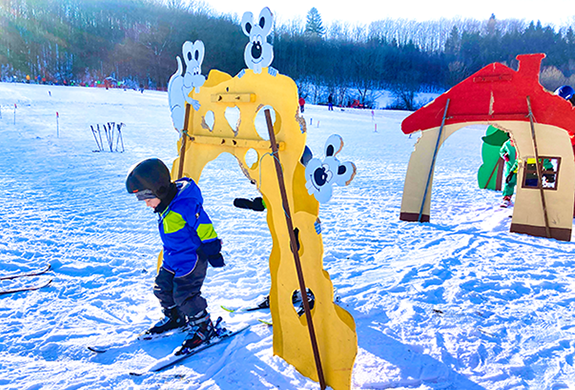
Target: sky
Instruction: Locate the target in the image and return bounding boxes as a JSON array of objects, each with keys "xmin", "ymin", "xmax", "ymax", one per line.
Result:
[{"xmin": 202, "ymin": 0, "xmax": 575, "ymax": 27}]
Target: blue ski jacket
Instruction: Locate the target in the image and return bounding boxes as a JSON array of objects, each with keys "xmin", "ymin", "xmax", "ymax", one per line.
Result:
[{"xmin": 158, "ymin": 178, "xmax": 220, "ymax": 277}]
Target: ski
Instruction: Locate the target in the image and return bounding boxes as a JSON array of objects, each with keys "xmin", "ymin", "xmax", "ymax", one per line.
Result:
[
  {"xmin": 220, "ymin": 299, "xmax": 269, "ymax": 313},
  {"xmin": 221, "ymin": 290, "xmax": 312, "ymax": 314},
  {"xmin": 129, "ymin": 322, "xmax": 250, "ymax": 376},
  {"xmin": 87, "ymin": 324, "xmax": 191, "ymax": 353},
  {"xmin": 0, "ymin": 278, "xmax": 53, "ymax": 295},
  {"xmin": 0, "ymin": 264, "xmax": 51, "ymax": 281}
]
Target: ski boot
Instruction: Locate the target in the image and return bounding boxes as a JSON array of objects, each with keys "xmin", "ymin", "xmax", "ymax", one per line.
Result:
[
  {"xmin": 143, "ymin": 306, "xmax": 187, "ymax": 337},
  {"xmin": 175, "ymin": 310, "xmax": 214, "ymax": 355},
  {"xmin": 255, "ymin": 295, "xmax": 270, "ymax": 310},
  {"xmin": 294, "ymin": 289, "xmax": 315, "ymax": 316},
  {"xmin": 500, "ymin": 196, "xmax": 513, "ymax": 208}
]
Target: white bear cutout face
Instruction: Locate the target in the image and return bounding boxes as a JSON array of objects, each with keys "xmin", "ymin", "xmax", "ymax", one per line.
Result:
[
  {"xmin": 305, "ymin": 134, "xmax": 357, "ymax": 204},
  {"xmin": 241, "ymin": 7, "xmax": 274, "ymax": 74},
  {"xmin": 182, "ymin": 40, "xmax": 205, "ymax": 92},
  {"xmin": 167, "ymin": 40, "xmax": 205, "ymax": 132}
]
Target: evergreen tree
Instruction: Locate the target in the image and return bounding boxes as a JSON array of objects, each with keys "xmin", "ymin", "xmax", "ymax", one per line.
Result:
[
  {"xmin": 444, "ymin": 26, "xmax": 460, "ymax": 57},
  {"xmin": 305, "ymin": 7, "xmax": 325, "ymax": 38}
]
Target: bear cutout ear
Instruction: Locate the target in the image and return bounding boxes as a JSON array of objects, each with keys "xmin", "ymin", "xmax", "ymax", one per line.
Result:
[
  {"xmin": 258, "ymin": 7, "xmax": 273, "ymax": 37},
  {"xmin": 182, "ymin": 41, "xmax": 194, "ymax": 65},
  {"xmin": 192, "ymin": 40, "xmax": 205, "ymax": 66},
  {"xmin": 324, "ymin": 134, "xmax": 344, "ymax": 157},
  {"xmin": 334, "ymin": 161, "xmax": 357, "ymax": 186},
  {"xmin": 241, "ymin": 11, "xmax": 254, "ymax": 36}
]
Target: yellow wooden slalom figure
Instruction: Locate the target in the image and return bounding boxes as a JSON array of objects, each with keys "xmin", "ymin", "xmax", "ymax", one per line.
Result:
[{"xmin": 165, "ymin": 8, "xmax": 357, "ymax": 389}]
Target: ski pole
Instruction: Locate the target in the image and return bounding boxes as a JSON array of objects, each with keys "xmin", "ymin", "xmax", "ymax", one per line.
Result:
[
  {"xmin": 110, "ymin": 122, "xmax": 116, "ymax": 151},
  {"xmin": 97, "ymin": 124, "xmax": 104, "ymax": 151},
  {"xmin": 14, "ymin": 103, "xmax": 16, "ymax": 125},
  {"xmin": 104, "ymin": 123, "xmax": 112, "ymax": 151},
  {"xmin": 264, "ymin": 109, "xmax": 327, "ymax": 390},
  {"xmin": 90, "ymin": 125, "xmax": 101, "ymax": 151},
  {"xmin": 119, "ymin": 123, "xmax": 125, "ymax": 152},
  {"xmin": 108, "ymin": 123, "xmax": 114, "ymax": 151},
  {"xmin": 56, "ymin": 112, "xmax": 59, "ymax": 138}
]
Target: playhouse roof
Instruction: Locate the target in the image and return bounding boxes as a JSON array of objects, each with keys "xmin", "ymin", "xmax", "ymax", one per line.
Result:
[{"xmin": 402, "ymin": 53, "xmax": 575, "ymax": 143}]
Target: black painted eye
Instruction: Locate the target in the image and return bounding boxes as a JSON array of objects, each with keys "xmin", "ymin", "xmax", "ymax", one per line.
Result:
[
  {"xmin": 195, "ymin": 50, "xmax": 199, "ymax": 61},
  {"xmin": 314, "ymin": 167, "xmax": 327, "ymax": 186},
  {"xmin": 326, "ymin": 145, "xmax": 334, "ymax": 156},
  {"xmin": 187, "ymin": 52, "xmax": 192, "ymax": 61},
  {"xmin": 245, "ymin": 23, "xmax": 252, "ymax": 34},
  {"xmin": 259, "ymin": 16, "xmax": 266, "ymax": 28},
  {"xmin": 338, "ymin": 165, "xmax": 347, "ymax": 175}
]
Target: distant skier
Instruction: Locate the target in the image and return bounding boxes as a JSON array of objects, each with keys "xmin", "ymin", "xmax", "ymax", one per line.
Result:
[
  {"xmin": 126, "ymin": 158, "xmax": 224, "ymax": 351},
  {"xmin": 299, "ymin": 96, "xmax": 305, "ymax": 113},
  {"xmin": 555, "ymin": 85, "xmax": 575, "ymax": 105},
  {"xmin": 499, "ymin": 138, "xmax": 518, "ymax": 208},
  {"xmin": 555, "ymin": 85, "xmax": 575, "ymax": 157},
  {"xmin": 328, "ymin": 94, "xmax": 334, "ymax": 111}
]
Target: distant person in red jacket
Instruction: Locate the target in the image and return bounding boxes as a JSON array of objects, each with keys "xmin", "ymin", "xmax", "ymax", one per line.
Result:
[{"xmin": 299, "ymin": 97, "xmax": 305, "ymax": 113}]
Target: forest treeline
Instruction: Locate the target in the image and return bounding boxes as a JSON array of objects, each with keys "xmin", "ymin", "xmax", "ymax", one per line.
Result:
[{"xmin": 2, "ymin": 0, "xmax": 575, "ymax": 109}]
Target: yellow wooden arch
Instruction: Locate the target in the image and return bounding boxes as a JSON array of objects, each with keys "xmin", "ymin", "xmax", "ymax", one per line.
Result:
[{"xmin": 169, "ymin": 68, "xmax": 357, "ymax": 389}]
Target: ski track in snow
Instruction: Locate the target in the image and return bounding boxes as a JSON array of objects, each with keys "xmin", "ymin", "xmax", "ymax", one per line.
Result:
[{"xmin": 1, "ymin": 82, "xmax": 575, "ymax": 389}]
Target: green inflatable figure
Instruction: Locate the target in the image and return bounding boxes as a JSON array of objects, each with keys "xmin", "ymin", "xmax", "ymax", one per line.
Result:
[{"xmin": 477, "ymin": 125, "xmax": 509, "ymax": 190}]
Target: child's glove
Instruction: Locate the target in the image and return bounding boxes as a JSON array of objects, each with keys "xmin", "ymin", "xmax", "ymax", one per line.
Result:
[
  {"xmin": 197, "ymin": 239, "xmax": 225, "ymax": 268},
  {"xmin": 502, "ymin": 153, "xmax": 510, "ymax": 162},
  {"xmin": 233, "ymin": 197, "xmax": 265, "ymax": 212}
]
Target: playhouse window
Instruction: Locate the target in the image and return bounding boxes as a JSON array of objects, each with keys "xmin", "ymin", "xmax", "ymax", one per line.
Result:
[{"xmin": 522, "ymin": 156, "xmax": 560, "ymax": 190}]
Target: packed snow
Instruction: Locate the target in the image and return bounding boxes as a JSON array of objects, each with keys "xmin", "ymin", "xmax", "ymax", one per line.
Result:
[{"xmin": 1, "ymin": 82, "xmax": 575, "ymax": 390}]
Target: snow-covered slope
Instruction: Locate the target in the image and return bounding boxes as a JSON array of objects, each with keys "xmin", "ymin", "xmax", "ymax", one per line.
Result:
[{"xmin": 1, "ymin": 82, "xmax": 574, "ymax": 390}]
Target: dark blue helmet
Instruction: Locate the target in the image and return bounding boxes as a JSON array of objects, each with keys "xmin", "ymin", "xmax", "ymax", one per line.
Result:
[
  {"xmin": 555, "ymin": 85, "xmax": 575, "ymax": 101},
  {"xmin": 126, "ymin": 158, "xmax": 173, "ymax": 200}
]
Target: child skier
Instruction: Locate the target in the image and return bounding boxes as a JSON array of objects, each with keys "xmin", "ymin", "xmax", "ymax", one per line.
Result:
[
  {"xmin": 500, "ymin": 138, "xmax": 518, "ymax": 208},
  {"xmin": 125, "ymin": 158, "xmax": 224, "ymax": 353}
]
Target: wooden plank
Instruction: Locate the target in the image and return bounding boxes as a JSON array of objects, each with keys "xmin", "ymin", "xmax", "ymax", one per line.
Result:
[
  {"xmin": 190, "ymin": 134, "xmax": 285, "ymax": 151},
  {"xmin": 211, "ymin": 93, "xmax": 256, "ymax": 103}
]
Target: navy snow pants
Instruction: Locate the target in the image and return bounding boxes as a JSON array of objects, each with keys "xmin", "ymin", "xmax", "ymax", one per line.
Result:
[{"xmin": 153, "ymin": 257, "xmax": 208, "ymax": 318}]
